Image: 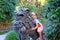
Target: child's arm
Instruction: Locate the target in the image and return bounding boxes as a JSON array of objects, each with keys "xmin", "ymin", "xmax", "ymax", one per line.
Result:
[
  {"xmin": 29, "ymin": 27, "xmax": 36, "ymax": 31},
  {"xmin": 31, "ymin": 27, "xmax": 37, "ymax": 30},
  {"xmin": 30, "ymin": 24, "xmax": 38, "ymax": 31}
]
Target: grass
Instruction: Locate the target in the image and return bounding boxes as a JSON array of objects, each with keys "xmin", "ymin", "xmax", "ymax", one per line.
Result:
[{"xmin": 0, "ymin": 30, "xmax": 9, "ymax": 35}]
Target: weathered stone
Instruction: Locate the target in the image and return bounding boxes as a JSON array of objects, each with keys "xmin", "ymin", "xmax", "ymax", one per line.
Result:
[
  {"xmin": 11, "ymin": 8, "xmax": 48, "ymax": 40},
  {"xmin": 11, "ymin": 8, "xmax": 39, "ymax": 40}
]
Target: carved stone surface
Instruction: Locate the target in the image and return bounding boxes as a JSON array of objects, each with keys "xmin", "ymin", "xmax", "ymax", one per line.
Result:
[
  {"xmin": 11, "ymin": 8, "xmax": 38, "ymax": 40},
  {"xmin": 11, "ymin": 8, "xmax": 48, "ymax": 40}
]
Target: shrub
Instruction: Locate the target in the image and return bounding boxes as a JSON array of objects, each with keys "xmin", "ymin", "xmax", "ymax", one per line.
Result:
[
  {"xmin": 0, "ymin": 0, "xmax": 18, "ymax": 23},
  {"xmin": 42, "ymin": 0, "xmax": 60, "ymax": 40},
  {"xmin": 5, "ymin": 30, "xmax": 19, "ymax": 40}
]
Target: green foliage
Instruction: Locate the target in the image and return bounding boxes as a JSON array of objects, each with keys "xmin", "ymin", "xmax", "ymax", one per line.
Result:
[
  {"xmin": 0, "ymin": 0, "xmax": 18, "ymax": 23},
  {"xmin": 5, "ymin": 30, "xmax": 19, "ymax": 40},
  {"xmin": 19, "ymin": 4, "xmax": 38, "ymax": 12},
  {"xmin": 43, "ymin": 0, "xmax": 60, "ymax": 40},
  {"xmin": 19, "ymin": 4, "xmax": 44, "ymax": 23}
]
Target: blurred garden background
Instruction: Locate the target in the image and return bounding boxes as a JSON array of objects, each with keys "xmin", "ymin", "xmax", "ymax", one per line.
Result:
[{"xmin": 0, "ymin": 0, "xmax": 60, "ymax": 40}]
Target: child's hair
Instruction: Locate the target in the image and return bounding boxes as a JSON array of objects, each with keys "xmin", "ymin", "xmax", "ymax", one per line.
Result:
[{"xmin": 31, "ymin": 12, "xmax": 37, "ymax": 16}]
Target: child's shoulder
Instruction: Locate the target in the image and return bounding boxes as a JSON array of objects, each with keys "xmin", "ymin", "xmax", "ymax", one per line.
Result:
[{"xmin": 35, "ymin": 19, "xmax": 40, "ymax": 23}]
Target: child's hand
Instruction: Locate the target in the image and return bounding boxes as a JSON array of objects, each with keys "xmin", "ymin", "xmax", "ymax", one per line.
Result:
[
  {"xmin": 31, "ymin": 27, "xmax": 36, "ymax": 31},
  {"xmin": 29, "ymin": 27, "xmax": 34, "ymax": 32},
  {"xmin": 29, "ymin": 27, "xmax": 37, "ymax": 32}
]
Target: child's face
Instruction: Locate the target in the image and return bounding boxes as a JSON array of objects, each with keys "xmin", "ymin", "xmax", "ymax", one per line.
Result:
[{"xmin": 31, "ymin": 13, "xmax": 37, "ymax": 19}]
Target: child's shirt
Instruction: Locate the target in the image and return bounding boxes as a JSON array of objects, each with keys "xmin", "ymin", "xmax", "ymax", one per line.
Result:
[{"xmin": 34, "ymin": 19, "xmax": 43, "ymax": 29}]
